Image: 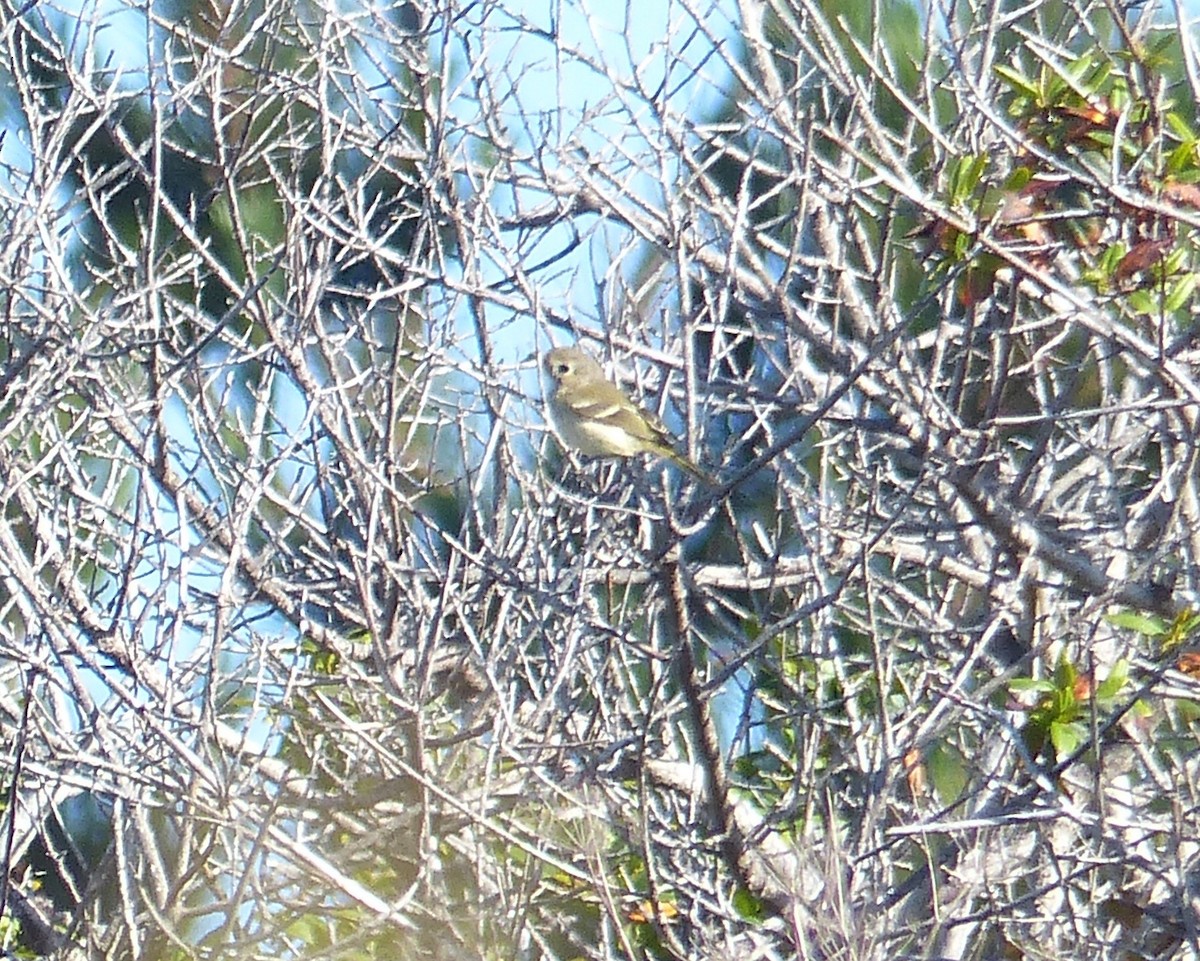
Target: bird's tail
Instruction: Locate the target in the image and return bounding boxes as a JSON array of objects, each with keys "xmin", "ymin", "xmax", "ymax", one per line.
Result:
[{"xmin": 667, "ymin": 449, "xmax": 717, "ymax": 486}]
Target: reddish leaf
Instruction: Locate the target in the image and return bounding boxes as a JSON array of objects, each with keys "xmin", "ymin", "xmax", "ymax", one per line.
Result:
[
  {"xmin": 904, "ymin": 746, "xmax": 927, "ymax": 797},
  {"xmin": 1114, "ymin": 238, "xmax": 1172, "ymax": 282},
  {"xmin": 1163, "ymin": 181, "xmax": 1200, "ymax": 211},
  {"xmin": 1058, "ymin": 102, "xmax": 1114, "ymax": 127},
  {"xmin": 1176, "ymin": 651, "xmax": 1200, "ymax": 678}
]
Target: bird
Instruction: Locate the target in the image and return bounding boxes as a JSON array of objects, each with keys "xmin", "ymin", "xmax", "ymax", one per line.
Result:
[{"xmin": 542, "ymin": 346, "xmax": 713, "ymax": 484}]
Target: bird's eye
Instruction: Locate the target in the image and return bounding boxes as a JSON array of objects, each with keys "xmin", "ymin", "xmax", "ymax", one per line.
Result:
[{"xmin": 555, "ymin": 362, "xmax": 570, "ymax": 375}]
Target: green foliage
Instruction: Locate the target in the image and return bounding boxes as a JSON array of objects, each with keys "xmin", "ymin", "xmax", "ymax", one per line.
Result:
[
  {"xmin": 1010, "ymin": 655, "xmax": 1131, "ymax": 763},
  {"xmin": 732, "ymin": 885, "xmax": 768, "ymax": 924},
  {"xmin": 925, "ymin": 740, "xmax": 969, "ymax": 805},
  {"xmin": 917, "ymin": 39, "xmax": 1200, "ymax": 329},
  {"xmin": 1107, "ymin": 604, "xmax": 1200, "ymax": 656},
  {"xmin": 0, "ymin": 914, "xmax": 25, "ymax": 957}
]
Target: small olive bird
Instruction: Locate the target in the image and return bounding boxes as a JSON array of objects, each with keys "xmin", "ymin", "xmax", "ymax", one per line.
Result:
[{"xmin": 543, "ymin": 346, "xmax": 712, "ymax": 483}]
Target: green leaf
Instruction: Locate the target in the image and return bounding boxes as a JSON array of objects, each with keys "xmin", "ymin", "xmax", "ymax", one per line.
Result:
[
  {"xmin": 1161, "ymin": 608, "xmax": 1200, "ymax": 652},
  {"xmin": 732, "ymin": 886, "xmax": 767, "ymax": 923},
  {"xmin": 1004, "ymin": 167, "xmax": 1034, "ymax": 192},
  {"xmin": 1064, "ymin": 54, "xmax": 1095, "ymax": 83},
  {"xmin": 1167, "ymin": 142, "xmax": 1198, "ymax": 175},
  {"xmin": 949, "ymin": 154, "xmax": 988, "ymax": 207},
  {"xmin": 1165, "ymin": 274, "xmax": 1197, "ymax": 314},
  {"xmin": 1094, "ymin": 660, "xmax": 1129, "ymax": 701},
  {"xmin": 1083, "ymin": 61, "xmax": 1112, "ymax": 94},
  {"xmin": 1010, "ymin": 677, "xmax": 1056, "ymax": 693},
  {"xmin": 1104, "ymin": 609, "xmax": 1167, "ymax": 636},
  {"xmin": 926, "ymin": 741, "xmax": 969, "ymax": 803},
  {"xmin": 1050, "ymin": 720, "xmax": 1085, "ymax": 757},
  {"xmin": 1163, "ymin": 246, "xmax": 1189, "ymax": 277},
  {"xmin": 1167, "ymin": 111, "xmax": 1197, "ymax": 143},
  {"xmin": 1053, "ymin": 655, "xmax": 1077, "ymax": 690},
  {"xmin": 995, "ymin": 64, "xmax": 1041, "ymax": 101},
  {"xmin": 1099, "ymin": 243, "xmax": 1127, "ymax": 275},
  {"xmin": 1109, "ymin": 79, "xmax": 1130, "ymax": 112},
  {"xmin": 1085, "ymin": 130, "xmax": 1117, "ymax": 150},
  {"xmin": 1128, "ymin": 289, "xmax": 1156, "ymax": 315}
]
